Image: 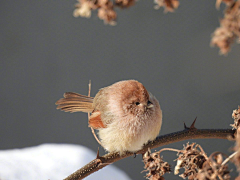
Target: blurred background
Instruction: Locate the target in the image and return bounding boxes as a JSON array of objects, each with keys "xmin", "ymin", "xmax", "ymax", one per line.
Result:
[{"xmin": 1, "ymin": 0, "xmax": 240, "ymax": 179}]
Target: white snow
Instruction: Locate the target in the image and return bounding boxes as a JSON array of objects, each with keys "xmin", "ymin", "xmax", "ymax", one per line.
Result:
[{"xmin": 0, "ymin": 144, "xmax": 131, "ymax": 180}]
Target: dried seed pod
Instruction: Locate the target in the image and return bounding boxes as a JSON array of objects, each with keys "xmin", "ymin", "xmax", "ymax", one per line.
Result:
[
  {"xmin": 196, "ymin": 153, "xmax": 231, "ymax": 180},
  {"xmin": 232, "ymin": 127, "xmax": 240, "ymax": 173},
  {"xmin": 154, "ymin": 0, "xmax": 179, "ymax": 12},
  {"xmin": 211, "ymin": 0, "xmax": 240, "ymax": 55},
  {"xmin": 142, "ymin": 149, "xmax": 171, "ymax": 179},
  {"xmin": 175, "ymin": 143, "xmax": 207, "ymax": 179},
  {"xmin": 115, "ymin": 0, "xmax": 135, "ymax": 8},
  {"xmin": 231, "ymin": 106, "xmax": 240, "ymax": 130}
]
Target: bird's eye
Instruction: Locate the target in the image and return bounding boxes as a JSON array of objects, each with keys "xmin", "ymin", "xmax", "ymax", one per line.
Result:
[
  {"xmin": 135, "ymin": 102, "xmax": 140, "ymax": 106},
  {"xmin": 147, "ymin": 100, "xmax": 152, "ymax": 105}
]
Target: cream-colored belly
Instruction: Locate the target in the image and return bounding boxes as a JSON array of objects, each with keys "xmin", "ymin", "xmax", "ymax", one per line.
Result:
[{"xmin": 98, "ymin": 116, "xmax": 161, "ymax": 154}]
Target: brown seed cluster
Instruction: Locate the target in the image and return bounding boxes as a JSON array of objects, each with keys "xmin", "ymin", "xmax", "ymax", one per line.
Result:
[
  {"xmin": 196, "ymin": 153, "xmax": 230, "ymax": 180},
  {"xmin": 97, "ymin": 0, "xmax": 117, "ymax": 25},
  {"xmin": 154, "ymin": 0, "xmax": 179, "ymax": 12},
  {"xmin": 230, "ymin": 105, "xmax": 240, "ymax": 175},
  {"xmin": 73, "ymin": 0, "xmax": 117, "ymax": 25},
  {"xmin": 233, "ymin": 144, "xmax": 240, "ymax": 179},
  {"xmin": 174, "ymin": 143, "xmax": 232, "ymax": 180},
  {"xmin": 232, "ymin": 124, "xmax": 240, "ymax": 177},
  {"xmin": 115, "ymin": 0, "xmax": 135, "ymax": 8},
  {"xmin": 211, "ymin": 0, "xmax": 240, "ymax": 55},
  {"xmin": 142, "ymin": 149, "xmax": 171, "ymax": 180},
  {"xmin": 234, "ymin": 129, "xmax": 240, "ymax": 167},
  {"xmin": 72, "ymin": 0, "xmax": 239, "ymax": 56},
  {"xmin": 231, "ymin": 106, "xmax": 240, "ymax": 130},
  {"xmin": 73, "ymin": 0, "xmax": 180, "ymax": 25},
  {"xmin": 174, "ymin": 143, "xmax": 207, "ymax": 179},
  {"xmin": 73, "ymin": 0, "xmax": 136, "ymax": 25}
]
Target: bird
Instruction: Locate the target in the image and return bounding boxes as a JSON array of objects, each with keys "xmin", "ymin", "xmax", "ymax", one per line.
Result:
[{"xmin": 56, "ymin": 80, "xmax": 162, "ymax": 155}]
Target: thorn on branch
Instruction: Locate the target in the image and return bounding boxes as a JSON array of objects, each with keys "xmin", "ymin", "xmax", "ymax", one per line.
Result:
[
  {"xmin": 184, "ymin": 117, "xmax": 197, "ymax": 130},
  {"xmin": 184, "ymin": 122, "xmax": 187, "ymax": 129},
  {"xmin": 190, "ymin": 117, "xmax": 197, "ymax": 129}
]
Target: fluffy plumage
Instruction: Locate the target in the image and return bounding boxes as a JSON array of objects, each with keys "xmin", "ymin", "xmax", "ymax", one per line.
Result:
[{"xmin": 56, "ymin": 80, "xmax": 162, "ymax": 154}]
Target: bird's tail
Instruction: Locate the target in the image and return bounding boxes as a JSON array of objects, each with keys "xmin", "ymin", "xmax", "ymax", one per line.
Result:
[{"xmin": 55, "ymin": 92, "xmax": 94, "ymax": 113}]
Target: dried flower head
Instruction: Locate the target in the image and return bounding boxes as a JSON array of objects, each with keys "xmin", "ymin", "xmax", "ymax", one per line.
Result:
[
  {"xmin": 175, "ymin": 143, "xmax": 207, "ymax": 179},
  {"xmin": 232, "ymin": 127, "xmax": 240, "ymax": 172},
  {"xmin": 154, "ymin": 0, "xmax": 179, "ymax": 13},
  {"xmin": 231, "ymin": 106, "xmax": 240, "ymax": 130},
  {"xmin": 211, "ymin": 26, "xmax": 235, "ymax": 55},
  {"xmin": 73, "ymin": 0, "xmax": 98, "ymax": 18},
  {"xmin": 97, "ymin": 0, "xmax": 117, "ymax": 25},
  {"xmin": 98, "ymin": 7, "xmax": 117, "ymax": 25},
  {"xmin": 211, "ymin": 0, "xmax": 240, "ymax": 55},
  {"xmin": 73, "ymin": 0, "xmax": 117, "ymax": 25},
  {"xmin": 115, "ymin": 0, "xmax": 135, "ymax": 8},
  {"xmin": 142, "ymin": 148, "xmax": 171, "ymax": 180},
  {"xmin": 196, "ymin": 153, "xmax": 231, "ymax": 180},
  {"xmin": 216, "ymin": 0, "xmax": 235, "ymax": 9}
]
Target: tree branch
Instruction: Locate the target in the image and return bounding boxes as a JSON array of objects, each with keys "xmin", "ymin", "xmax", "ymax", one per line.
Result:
[{"xmin": 64, "ymin": 127, "xmax": 235, "ymax": 180}]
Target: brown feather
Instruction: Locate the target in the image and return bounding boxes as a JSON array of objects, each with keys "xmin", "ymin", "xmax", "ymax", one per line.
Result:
[
  {"xmin": 89, "ymin": 111, "xmax": 106, "ymax": 129},
  {"xmin": 55, "ymin": 92, "xmax": 94, "ymax": 113},
  {"xmin": 64, "ymin": 92, "xmax": 93, "ymax": 99}
]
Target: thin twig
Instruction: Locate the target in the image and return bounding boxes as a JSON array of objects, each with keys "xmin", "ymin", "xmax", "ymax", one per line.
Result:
[
  {"xmin": 198, "ymin": 144, "xmax": 209, "ymax": 161},
  {"xmin": 222, "ymin": 151, "xmax": 238, "ymax": 166},
  {"xmin": 208, "ymin": 151, "xmax": 228, "ymax": 180},
  {"xmin": 158, "ymin": 148, "xmax": 180, "ymax": 154},
  {"xmin": 87, "ymin": 80, "xmax": 103, "ymax": 147},
  {"xmin": 90, "ymin": 127, "xmax": 102, "ymax": 146}
]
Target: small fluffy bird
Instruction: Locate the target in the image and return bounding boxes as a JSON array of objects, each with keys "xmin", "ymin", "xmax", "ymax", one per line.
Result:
[{"xmin": 56, "ymin": 80, "xmax": 162, "ymax": 154}]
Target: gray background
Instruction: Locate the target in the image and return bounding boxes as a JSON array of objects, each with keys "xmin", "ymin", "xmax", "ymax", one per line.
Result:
[{"xmin": 1, "ymin": 0, "xmax": 240, "ymax": 179}]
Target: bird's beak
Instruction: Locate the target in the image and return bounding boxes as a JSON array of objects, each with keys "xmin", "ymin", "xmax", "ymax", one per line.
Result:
[{"xmin": 147, "ymin": 103, "xmax": 154, "ymax": 109}]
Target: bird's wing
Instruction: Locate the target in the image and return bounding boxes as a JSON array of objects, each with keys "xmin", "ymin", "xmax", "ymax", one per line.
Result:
[
  {"xmin": 89, "ymin": 110, "xmax": 106, "ymax": 129},
  {"xmin": 56, "ymin": 92, "xmax": 94, "ymax": 113}
]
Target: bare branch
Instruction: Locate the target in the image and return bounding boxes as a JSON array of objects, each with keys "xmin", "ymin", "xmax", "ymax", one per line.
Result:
[{"xmin": 64, "ymin": 128, "xmax": 235, "ymax": 180}]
